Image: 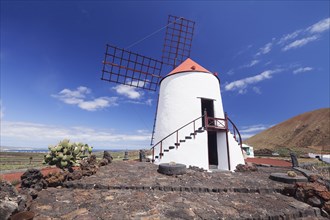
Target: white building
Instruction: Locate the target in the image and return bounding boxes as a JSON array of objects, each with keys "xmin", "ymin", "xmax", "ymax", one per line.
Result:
[
  {"xmin": 242, "ymin": 144, "xmax": 254, "ymax": 158},
  {"xmin": 151, "ymin": 58, "xmax": 245, "ymax": 171}
]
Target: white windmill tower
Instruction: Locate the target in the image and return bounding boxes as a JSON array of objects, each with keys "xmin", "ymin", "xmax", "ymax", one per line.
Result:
[{"xmin": 101, "ymin": 15, "xmax": 245, "ymax": 171}]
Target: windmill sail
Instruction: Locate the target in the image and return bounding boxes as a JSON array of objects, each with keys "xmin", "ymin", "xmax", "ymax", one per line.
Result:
[
  {"xmin": 162, "ymin": 15, "xmax": 195, "ymax": 69},
  {"xmin": 101, "ymin": 44, "xmax": 163, "ymax": 91},
  {"xmin": 101, "ymin": 15, "xmax": 195, "ymax": 91}
]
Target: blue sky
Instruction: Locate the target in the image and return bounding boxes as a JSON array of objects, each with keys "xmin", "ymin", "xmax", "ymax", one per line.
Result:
[{"xmin": 1, "ymin": 1, "xmax": 329, "ymax": 150}]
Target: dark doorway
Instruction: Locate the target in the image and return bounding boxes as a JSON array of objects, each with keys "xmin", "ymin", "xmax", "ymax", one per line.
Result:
[
  {"xmin": 201, "ymin": 99, "xmax": 214, "ymax": 127},
  {"xmin": 208, "ymin": 131, "xmax": 218, "ymax": 165}
]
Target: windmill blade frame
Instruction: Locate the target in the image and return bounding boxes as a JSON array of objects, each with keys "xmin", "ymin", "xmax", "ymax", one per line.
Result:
[
  {"xmin": 161, "ymin": 15, "xmax": 195, "ymax": 69},
  {"xmin": 101, "ymin": 15, "xmax": 195, "ymax": 91},
  {"xmin": 101, "ymin": 44, "xmax": 163, "ymax": 91}
]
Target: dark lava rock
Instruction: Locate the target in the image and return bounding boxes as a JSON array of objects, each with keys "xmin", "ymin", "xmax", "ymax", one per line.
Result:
[
  {"xmin": 188, "ymin": 166, "xmax": 207, "ymax": 172},
  {"xmin": 103, "ymin": 151, "xmax": 113, "ymax": 163},
  {"xmin": 87, "ymin": 155, "xmax": 97, "ymax": 165},
  {"xmin": 80, "ymin": 156, "xmax": 99, "ymax": 177},
  {"xmin": 67, "ymin": 170, "xmax": 83, "ymax": 181},
  {"xmin": 235, "ymin": 164, "xmax": 258, "ymax": 172},
  {"xmin": 292, "ymin": 181, "xmax": 330, "ymax": 216},
  {"xmin": 98, "ymin": 158, "xmax": 109, "ymax": 166},
  {"xmin": 307, "ymin": 196, "xmax": 322, "ymax": 207},
  {"xmin": 44, "ymin": 171, "xmax": 68, "ymax": 187},
  {"xmin": 20, "ymin": 169, "xmax": 47, "ymax": 190},
  {"xmin": 282, "ymin": 185, "xmax": 296, "ymax": 196},
  {"xmin": 9, "ymin": 211, "xmax": 35, "ymax": 220}
]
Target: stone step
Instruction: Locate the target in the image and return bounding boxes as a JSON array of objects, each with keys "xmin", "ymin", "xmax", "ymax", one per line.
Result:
[
  {"xmin": 185, "ymin": 136, "xmax": 192, "ymax": 139},
  {"xmin": 179, "ymin": 140, "xmax": 186, "ymax": 143},
  {"xmin": 164, "ymin": 149, "xmax": 169, "ymax": 152},
  {"xmin": 169, "ymin": 146, "xmax": 175, "ymax": 150},
  {"xmin": 174, "ymin": 143, "xmax": 180, "ymax": 147}
]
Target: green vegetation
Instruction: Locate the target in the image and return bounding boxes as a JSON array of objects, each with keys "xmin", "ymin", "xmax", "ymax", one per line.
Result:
[
  {"xmin": 43, "ymin": 139, "xmax": 93, "ymax": 169},
  {"xmin": 0, "ymin": 149, "xmax": 149, "ymax": 171},
  {"xmin": 0, "ymin": 152, "xmax": 46, "ymax": 171}
]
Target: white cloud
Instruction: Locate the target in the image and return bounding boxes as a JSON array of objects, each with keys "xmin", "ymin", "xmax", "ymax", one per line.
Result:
[
  {"xmin": 225, "ymin": 70, "xmax": 279, "ymax": 93},
  {"xmin": 282, "ymin": 35, "xmax": 319, "ymax": 51},
  {"xmin": 240, "ymin": 124, "xmax": 271, "ymax": 139},
  {"xmin": 256, "ymin": 42, "xmax": 272, "ymax": 56},
  {"xmin": 0, "ymin": 101, "xmax": 4, "ymax": 119},
  {"xmin": 234, "ymin": 44, "xmax": 253, "ymax": 57},
  {"xmin": 114, "ymin": 84, "xmax": 143, "ymax": 99},
  {"xmin": 293, "ymin": 67, "xmax": 313, "ymax": 74},
  {"xmin": 243, "ymin": 60, "xmax": 260, "ymax": 68},
  {"xmin": 1, "ymin": 121, "xmax": 151, "ymax": 149},
  {"xmin": 52, "ymin": 86, "xmax": 117, "ymax": 111},
  {"xmin": 126, "ymin": 98, "xmax": 153, "ymax": 106},
  {"xmin": 252, "ymin": 86, "xmax": 261, "ymax": 94},
  {"xmin": 278, "ymin": 30, "xmax": 302, "ymax": 45},
  {"xmin": 226, "ymin": 69, "xmax": 235, "ymax": 75},
  {"xmin": 145, "ymin": 99, "xmax": 152, "ymax": 106},
  {"xmin": 307, "ymin": 17, "xmax": 330, "ymax": 33},
  {"xmin": 78, "ymin": 97, "xmax": 118, "ymax": 111}
]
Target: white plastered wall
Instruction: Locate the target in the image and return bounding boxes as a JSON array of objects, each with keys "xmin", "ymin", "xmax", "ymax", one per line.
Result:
[
  {"xmin": 216, "ymin": 131, "xmax": 245, "ymax": 171},
  {"xmin": 152, "ymin": 70, "xmax": 244, "ymax": 171},
  {"xmin": 227, "ymin": 131, "xmax": 245, "ymax": 171},
  {"xmin": 152, "ymin": 71, "xmax": 224, "ymax": 170}
]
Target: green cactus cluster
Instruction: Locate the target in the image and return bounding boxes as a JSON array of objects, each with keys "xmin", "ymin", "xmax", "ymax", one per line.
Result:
[{"xmin": 43, "ymin": 139, "xmax": 93, "ymax": 169}]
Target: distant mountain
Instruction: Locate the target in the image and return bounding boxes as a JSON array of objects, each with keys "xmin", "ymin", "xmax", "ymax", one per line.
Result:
[{"xmin": 245, "ymin": 108, "xmax": 330, "ymax": 152}]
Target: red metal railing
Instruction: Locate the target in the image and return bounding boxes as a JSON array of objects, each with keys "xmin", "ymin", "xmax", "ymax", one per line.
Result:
[
  {"xmin": 204, "ymin": 110, "xmax": 242, "ymax": 150},
  {"xmin": 205, "ymin": 117, "xmax": 227, "ymax": 130}
]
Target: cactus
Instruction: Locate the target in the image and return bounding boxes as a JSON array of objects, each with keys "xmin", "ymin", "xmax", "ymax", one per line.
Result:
[{"xmin": 43, "ymin": 139, "xmax": 93, "ymax": 169}]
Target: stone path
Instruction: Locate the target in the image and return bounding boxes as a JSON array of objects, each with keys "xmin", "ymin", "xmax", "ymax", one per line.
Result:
[{"xmin": 29, "ymin": 161, "xmax": 325, "ymax": 219}]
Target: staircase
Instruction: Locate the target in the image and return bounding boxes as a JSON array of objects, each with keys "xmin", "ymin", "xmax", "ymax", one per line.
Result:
[
  {"xmin": 150, "ymin": 113, "xmax": 243, "ymax": 167},
  {"xmin": 151, "ymin": 115, "xmax": 205, "ymax": 161}
]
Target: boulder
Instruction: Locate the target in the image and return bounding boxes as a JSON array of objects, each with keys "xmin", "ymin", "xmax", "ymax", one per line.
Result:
[
  {"xmin": 67, "ymin": 170, "xmax": 83, "ymax": 181},
  {"xmin": 87, "ymin": 155, "xmax": 97, "ymax": 165},
  {"xmin": 44, "ymin": 171, "xmax": 68, "ymax": 187},
  {"xmin": 293, "ymin": 181, "xmax": 330, "ymax": 215},
  {"xmin": 80, "ymin": 157, "xmax": 99, "ymax": 176},
  {"xmin": 98, "ymin": 158, "xmax": 109, "ymax": 166},
  {"xmin": 0, "ymin": 180, "xmax": 27, "ymax": 220},
  {"xmin": 20, "ymin": 169, "xmax": 47, "ymax": 190},
  {"xmin": 235, "ymin": 164, "xmax": 257, "ymax": 172},
  {"xmin": 103, "ymin": 151, "xmax": 113, "ymax": 163}
]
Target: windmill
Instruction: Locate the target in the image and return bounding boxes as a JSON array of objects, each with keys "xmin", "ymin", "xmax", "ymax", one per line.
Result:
[{"xmin": 101, "ymin": 15, "xmax": 245, "ymax": 171}]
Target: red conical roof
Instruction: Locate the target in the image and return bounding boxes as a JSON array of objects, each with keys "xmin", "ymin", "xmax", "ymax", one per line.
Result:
[{"xmin": 168, "ymin": 58, "xmax": 210, "ymax": 75}]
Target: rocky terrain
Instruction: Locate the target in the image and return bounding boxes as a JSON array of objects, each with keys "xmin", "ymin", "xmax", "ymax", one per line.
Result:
[
  {"xmin": 2, "ymin": 160, "xmax": 330, "ymax": 219},
  {"xmin": 245, "ymin": 108, "xmax": 330, "ymax": 152}
]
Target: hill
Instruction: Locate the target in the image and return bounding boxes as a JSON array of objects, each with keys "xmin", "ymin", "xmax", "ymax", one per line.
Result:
[{"xmin": 244, "ymin": 108, "xmax": 330, "ymax": 153}]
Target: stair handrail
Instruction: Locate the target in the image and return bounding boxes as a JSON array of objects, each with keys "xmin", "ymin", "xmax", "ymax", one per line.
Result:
[
  {"xmin": 226, "ymin": 115, "xmax": 243, "ymax": 150},
  {"xmin": 150, "ymin": 114, "xmax": 205, "ymax": 161}
]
